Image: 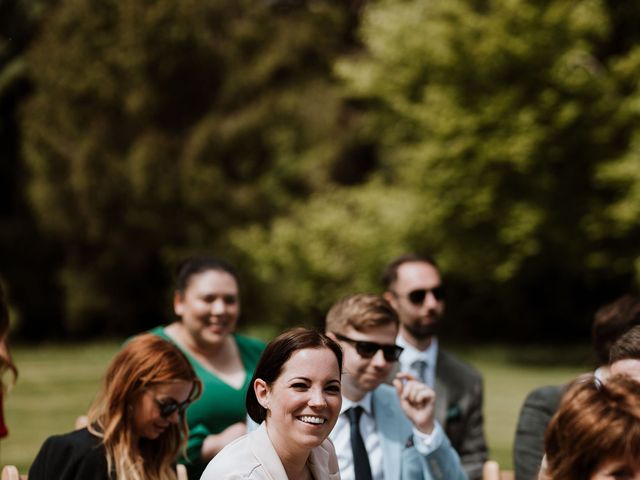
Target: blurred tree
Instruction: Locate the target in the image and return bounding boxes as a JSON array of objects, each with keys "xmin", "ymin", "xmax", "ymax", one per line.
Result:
[
  {"xmin": 21, "ymin": 0, "xmax": 358, "ymax": 336},
  {"xmin": 236, "ymin": 0, "xmax": 640, "ymax": 341},
  {"xmin": 1, "ymin": 0, "xmax": 64, "ymax": 340},
  {"xmin": 231, "ymin": 184, "xmax": 422, "ymax": 330},
  {"xmin": 334, "ymin": 0, "xmax": 640, "ymax": 340}
]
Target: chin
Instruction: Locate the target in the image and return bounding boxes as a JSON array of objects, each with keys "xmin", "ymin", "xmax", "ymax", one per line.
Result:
[
  {"xmin": 203, "ymin": 331, "xmax": 229, "ymax": 345},
  {"xmin": 297, "ymin": 432, "xmax": 328, "ymax": 449},
  {"xmin": 360, "ymin": 378, "xmax": 385, "ymax": 391}
]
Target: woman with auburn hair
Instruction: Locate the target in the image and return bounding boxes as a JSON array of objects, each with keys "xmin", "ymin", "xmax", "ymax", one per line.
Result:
[
  {"xmin": 201, "ymin": 328, "xmax": 342, "ymax": 480},
  {"xmin": 29, "ymin": 334, "xmax": 202, "ymax": 480},
  {"xmin": 0, "ymin": 283, "xmax": 17, "ymax": 439},
  {"xmin": 542, "ymin": 374, "xmax": 640, "ymax": 480}
]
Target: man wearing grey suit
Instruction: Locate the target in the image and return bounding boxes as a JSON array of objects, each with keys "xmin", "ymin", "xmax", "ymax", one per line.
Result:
[
  {"xmin": 383, "ymin": 254, "xmax": 487, "ymax": 480},
  {"xmin": 326, "ymin": 293, "xmax": 467, "ymax": 480}
]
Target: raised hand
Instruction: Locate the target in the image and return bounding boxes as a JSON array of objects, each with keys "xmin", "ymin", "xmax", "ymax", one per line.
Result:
[{"xmin": 392, "ymin": 372, "xmax": 436, "ymax": 434}]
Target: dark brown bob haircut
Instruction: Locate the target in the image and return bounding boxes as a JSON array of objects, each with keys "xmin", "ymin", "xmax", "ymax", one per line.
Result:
[{"xmin": 246, "ymin": 327, "xmax": 342, "ymax": 423}]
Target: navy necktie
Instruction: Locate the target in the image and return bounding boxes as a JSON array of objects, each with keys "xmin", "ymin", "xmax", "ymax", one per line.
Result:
[
  {"xmin": 411, "ymin": 359, "xmax": 428, "ymax": 384},
  {"xmin": 347, "ymin": 406, "xmax": 373, "ymax": 480}
]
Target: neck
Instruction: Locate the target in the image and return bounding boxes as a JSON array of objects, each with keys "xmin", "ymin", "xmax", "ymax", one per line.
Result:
[
  {"xmin": 341, "ymin": 379, "xmax": 368, "ymax": 403},
  {"xmin": 266, "ymin": 424, "xmax": 311, "ymax": 479},
  {"xmin": 400, "ymin": 328, "xmax": 433, "ymax": 351}
]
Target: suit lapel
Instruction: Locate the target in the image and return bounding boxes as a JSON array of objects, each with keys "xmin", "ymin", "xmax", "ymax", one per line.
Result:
[
  {"xmin": 308, "ymin": 440, "xmax": 341, "ymax": 480},
  {"xmin": 373, "ymin": 388, "xmax": 403, "ymax": 480},
  {"xmin": 435, "ymin": 350, "xmax": 449, "ymax": 426},
  {"xmin": 435, "ymin": 374, "xmax": 449, "ymax": 426},
  {"xmin": 249, "ymin": 423, "xmax": 287, "ymax": 479}
]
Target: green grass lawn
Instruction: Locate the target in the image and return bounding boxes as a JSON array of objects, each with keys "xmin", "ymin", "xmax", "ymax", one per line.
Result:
[
  {"xmin": 0, "ymin": 339, "xmax": 588, "ymax": 472},
  {"xmin": 455, "ymin": 344, "xmax": 589, "ymax": 470}
]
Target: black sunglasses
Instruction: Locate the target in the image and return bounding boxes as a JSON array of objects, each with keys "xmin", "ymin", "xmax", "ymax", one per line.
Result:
[
  {"xmin": 151, "ymin": 394, "xmax": 192, "ymax": 418},
  {"xmin": 406, "ymin": 286, "xmax": 445, "ymax": 305},
  {"xmin": 333, "ymin": 332, "xmax": 404, "ymax": 362}
]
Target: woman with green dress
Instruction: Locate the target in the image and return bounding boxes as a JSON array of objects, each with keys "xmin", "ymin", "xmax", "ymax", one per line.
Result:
[{"xmin": 150, "ymin": 257, "xmax": 265, "ymax": 479}]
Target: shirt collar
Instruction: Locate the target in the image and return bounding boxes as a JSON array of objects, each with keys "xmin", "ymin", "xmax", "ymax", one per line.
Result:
[
  {"xmin": 396, "ymin": 334, "xmax": 438, "ymax": 365},
  {"xmin": 341, "ymin": 391, "xmax": 373, "ymax": 417}
]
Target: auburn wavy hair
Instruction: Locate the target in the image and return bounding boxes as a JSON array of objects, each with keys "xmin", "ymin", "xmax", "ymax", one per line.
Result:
[
  {"xmin": 544, "ymin": 374, "xmax": 640, "ymax": 479},
  {"xmin": 0, "ymin": 283, "xmax": 17, "ymax": 390},
  {"xmin": 88, "ymin": 334, "xmax": 202, "ymax": 480}
]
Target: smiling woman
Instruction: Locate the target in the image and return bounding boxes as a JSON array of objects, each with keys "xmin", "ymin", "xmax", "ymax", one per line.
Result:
[
  {"xmin": 201, "ymin": 328, "xmax": 343, "ymax": 480},
  {"xmin": 28, "ymin": 334, "xmax": 202, "ymax": 480},
  {"xmin": 149, "ymin": 256, "xmax": 265, "ymax": 479}
]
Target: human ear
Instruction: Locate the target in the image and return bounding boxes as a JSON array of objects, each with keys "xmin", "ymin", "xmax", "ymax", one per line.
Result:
[
  {"xmin": 254, "ymin": 379, "xmax": 270, "ymax": 410},
  {"xmin": 173, "ymin": 291, "xmax": 185, "ymax": 316},
  {"xmin": 383, "ymin": 291, "xmax": 397, "ymax": 308}
]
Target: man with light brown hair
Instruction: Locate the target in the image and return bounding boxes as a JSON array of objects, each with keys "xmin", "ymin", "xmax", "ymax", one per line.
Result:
[{"xmin": 325, "ymin": 293, "xmax": 467, "ymax": 480}]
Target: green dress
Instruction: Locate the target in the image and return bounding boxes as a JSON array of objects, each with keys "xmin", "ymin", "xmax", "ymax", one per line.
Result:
[{"xmin": 150, "ymin": 326, "xmax": 265, "ymax": 480}]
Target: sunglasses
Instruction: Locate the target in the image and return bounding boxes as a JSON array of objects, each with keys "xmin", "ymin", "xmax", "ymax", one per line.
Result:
[
  {"xmin": 333, "ymin": 332, "xmax": 404, "ymax": 362},
  {"xmin": 405, "ymin": 286, "xmax": 445, "ymax": 305},
  {"xmin": 150, "ymin": 393, "xmax": 192, "ymax": 418}
]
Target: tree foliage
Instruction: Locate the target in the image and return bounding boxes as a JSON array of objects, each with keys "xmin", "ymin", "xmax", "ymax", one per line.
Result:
[
  {"xmin": 8, "ymin": 0, "xmax": 640, "ymax": 341},
  {"xmin": 237, "ymin": 0, "xmax": 640, "ymax": 340},
  {"xmin": 21, "ymin": 0, "xmax": 356, "ymax": 335}
]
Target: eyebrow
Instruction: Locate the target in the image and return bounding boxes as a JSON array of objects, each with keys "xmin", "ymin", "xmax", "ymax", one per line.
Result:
[
  {"xmin": 155, "ymin": 394, "xmax": 178, "ymax": 402},
  {"xmin": 286, "ymin": 377, "xmax": 341, "ymax": 384}
]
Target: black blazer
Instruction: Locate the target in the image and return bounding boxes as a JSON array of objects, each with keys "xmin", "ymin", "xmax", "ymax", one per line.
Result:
[{"xmin": 29, "ymin": 427, "xmax": 112, "ymax": 480}]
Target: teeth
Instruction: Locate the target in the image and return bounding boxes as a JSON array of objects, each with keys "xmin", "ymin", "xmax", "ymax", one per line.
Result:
[{"xmin": 299, "ymin": 416, "xmax": 326, "ymax": 425}]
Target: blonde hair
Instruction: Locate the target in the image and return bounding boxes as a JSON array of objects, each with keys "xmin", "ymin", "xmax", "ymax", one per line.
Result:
[
  {"xmin": 325, "ymin": 293, "xmax": 398, "ymax": 334},
  {"xmin": 0, "ymin": 283, "xmax": 17, "ymax": 390},
  {"xmin": 88, "ymin": 334, "xmax": 202, "ymax": 480}
]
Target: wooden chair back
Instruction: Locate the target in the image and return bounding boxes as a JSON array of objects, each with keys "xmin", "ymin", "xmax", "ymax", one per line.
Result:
[
  {"xmin": 1, "ymin": 465, "xmax": 26, "ymax": 480},
  {"xmin": 483, "ymin": 460, "xmax": 515, "ymax": 480},
  {"xmin": 176, "ymin": 464, "xmax": 188, "ymax": 480},
  {"xmin": 74, "ymin": 414, "xmax": 89, "ymax": 430}
]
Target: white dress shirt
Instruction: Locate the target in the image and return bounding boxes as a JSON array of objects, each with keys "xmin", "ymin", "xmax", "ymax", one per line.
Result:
[
  {"xmin": 330, "ymin": 393, "xmax": 383, "ymax": 480},
  {"xmin": 396, "ymin": 334, "xmax": 438, "ymax": 388},
  {"xmin": 330, "ymin": 391, "xmax": 446, "ymax": 479}
]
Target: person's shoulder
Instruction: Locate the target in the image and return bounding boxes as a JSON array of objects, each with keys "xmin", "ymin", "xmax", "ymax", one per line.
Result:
[
  {"xmin": 522, "ymin": 384, "xmax": 565, "ymax": 410},
  {"xmin": 123, "ymin": 326, "xmax": 170, "ymax": 346},
  {"xmin": 147, "ymin": 325, "xmax": 170, "ymax": 339},
  {"xmin": 234, "ymin": 334, "xmax": 266, "ymax": 352},
  {"xmin": 40, "ymin": 428, "xmax": 102, "ymax": 458},
  {"xmin": 201, "ymin": 434, "xmax": 256, "ymax": 477},
  {"xmin": 437, "ymin": 348, "xmax": 483, "ymax": 382}
]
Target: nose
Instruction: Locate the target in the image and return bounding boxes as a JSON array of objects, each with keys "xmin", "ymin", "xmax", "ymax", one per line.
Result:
[
  {"xmin": 211, "ymin": 297, "xmax": 227, "ymax": 315},
  {"xmin": 424, "ymin": 290, "xmax": 439, "ymax": 309},
  {"xmin": 308, "ymin": 387, "xmax": 328, "ymax": 408},
  {"xmin": 370, "ymin": 348, "xmax": 388, "ymax": 368}
]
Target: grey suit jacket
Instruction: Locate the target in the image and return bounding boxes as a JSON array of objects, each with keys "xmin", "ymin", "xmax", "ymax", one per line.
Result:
[
  {"xmin": 512, "ymin": 385, "xmax": 564, "ymax": 480},
  {"xmin": 373, "ymin": 384, "xmax": 467, "ymax": 480},
  {"xmin": 200, "ymin": 422, "xmax": 341, "ymax": 479},
  {"xmin": 433, "ymin": 350, "xmax": 487, "ymax": 480}
]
